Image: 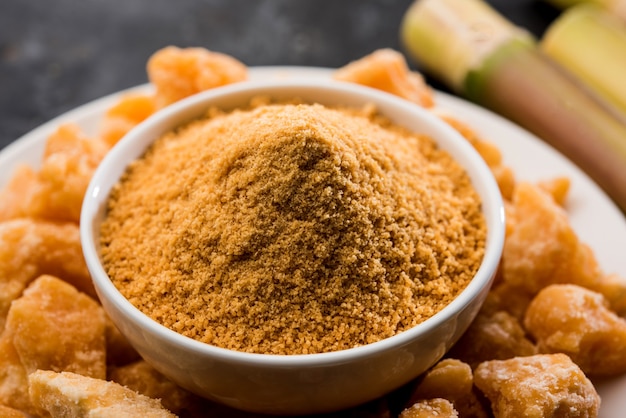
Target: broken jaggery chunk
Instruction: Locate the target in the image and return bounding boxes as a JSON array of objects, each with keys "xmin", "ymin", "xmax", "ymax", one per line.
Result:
[
  {"xmin": 474, "ymin": 354, "xmax": 600, "ymax": 418},
  {"xmin": 0, "ymin": 331, "xmax": 32, "ymax": 414},
  {"xmin": 6, "ymin": 275, "xmax": 106, "ymax": 379},
  {"xmin": 524, "ymin": 284, "xmax": 626, "ymax": 376},
  {"xmin": 32, "ymin": 124, "xmax": 110, "ymax": 223},
  {"xmin": 409, "ymin": 359, "xmax": 473, "ymax": 401},
  {"xmin": 538, "ymin": 177, "xmax": 571, "ymax": 206},
  {"xmin": 0, "ymin": 405, "xmax": 28, "ymax": 418},
  {"xmin": 448, "ymin": 310, "xmax": 537, "ymax": 369},
  {"xmin": 406, "ymin": 358, "xmax": 489, "ymax": 418},
  {"xmin": 480, "ymin": 281, "xmax": 535, "ymax": 322},
  {"xmin": 0, "ymin": 124, "xmax": 109, "ymax": 224},
  {"xmin": 147, "ymin": 46, "xmax": 247, "ymax": 108},
  {"xmin": 0, "ymin": 219, "xmax": 94, "ymax": 331},
  {"xmin": 0, "ymin": 165, "xmax": 38, "ymax": 222},
  {"xmin": 502, "ymin": 182, "xmax": 624, "ymax": 312},
  {"xmin": 592, "ymin": 273, "xmax": 626, "ymax": 317},
  {"xmin": 399, "ymin": 398, "xmax": 458, "ymax": 418},
  {"xmin": 333, "ymin": 48, "xmax": 434, "ymax": 108},
  {"xmin": 108, "ymin": 360, "xmax": 197, "ymax": 415},
  {"xmin": 100, "ymin": 93, "xmax": 157, "ymax": 146},
  {"xmin": 29, "ymin": 370, "xmax": 176, "ymax": 418}
]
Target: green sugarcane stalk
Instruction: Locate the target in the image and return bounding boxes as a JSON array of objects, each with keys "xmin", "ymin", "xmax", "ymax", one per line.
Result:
[
  {"xmin": 541, "ymin": 4, "xmax": 626, "ymax": 118},
  {"xmin": 400, "ymin": 0, "xmax": 626, "ymax": 214}
]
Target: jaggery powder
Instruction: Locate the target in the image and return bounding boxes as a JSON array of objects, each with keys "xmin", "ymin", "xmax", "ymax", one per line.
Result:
[{"xmin": 99, "ymin": 101, "xmax": 486, "ymax": 355}]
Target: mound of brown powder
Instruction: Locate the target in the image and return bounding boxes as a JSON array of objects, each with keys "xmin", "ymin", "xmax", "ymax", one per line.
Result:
[{"xmin": 99, "ymin": 102, "xmax": 486, "ymax": 355}]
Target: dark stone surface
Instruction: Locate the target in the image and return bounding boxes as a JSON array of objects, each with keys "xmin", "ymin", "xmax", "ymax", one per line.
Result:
[{"xmin": 0, "ymin": 0, "xmax": 559, "ymax": 151}]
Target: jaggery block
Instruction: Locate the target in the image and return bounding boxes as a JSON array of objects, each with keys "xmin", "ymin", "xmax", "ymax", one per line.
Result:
[
  {"xmin": 481, "ymin": 281, "xmax": 535, "ymax": 322},
  {"xmin": 29, "ymin": 370, "xmax": 176, "ymax": 418},
  {"xmin": 0, "ymin": 219, "xmax": 94, "ymax": 330},
  {"xmin": 0, "ymin": 165, "xmax": 38, "ymax": 222},
  {"xmin": 538, "ymin": 177, "xmax": 571, "ymax": 206},
  {"xmin": 502, "ymin": 181, "xmax": 626, "ymax": 314},
  {"xmin": 0, "ymin": 331, "xmax": 32, "ymax": 414},
  {"xmin": 0, "ymin": 124, "xmax": 108, "ymax": 224},
  {"xmin": 333, "ymin": 48, "xmax": 434, "ymax": 108},
  {"xmin": 524, "ymin": 284, "xmax": 626, "ymax": 376},
  {"xmin": 406, "ymin": 359, "xmax": 488, "ymax": 417},
  {"xmin": 474, "ymin": 354, "xmax": 600, "ymax": 418},
  {"xmin": 490, "ymin": 165, "xmax": 516, "ymax": 202},
  {"xmin": 108, "ymin": 360, "xmax": 196, "ymax": 415},
  {"xmin": 0, "ymin": 405, "xmax": 29, "ymax": 418},
  {"xmin": 6, "ymin": 275, "xmax": 106, "ymax": 379},
  {"xmin": 100, "ymin": 93, "xmax": 157, "ymax": 146},
  {"xmin": 399, "ymin": 398, "xmax": 458, "ymax": 418},
  {"xmin": 410, "ymin": 359, "xmax": 473, "ymax": 401},
  {"xmin": 147, "ymin": 46, "xmax": 247, "ymax": 108},
  {"xmin": 33, "ymin": 124, "xmax": 110, "ymax": 223},
  {"xmin": 448, "ymin": 310, "xmax": 537, "ymax": 369},
  {"xmin": 590, "ymin": 273, "xmax": 626, "ymax": 317},
  {"xmin": 502, "ymin": 182, "xmax": 622, "ymax": 310}
]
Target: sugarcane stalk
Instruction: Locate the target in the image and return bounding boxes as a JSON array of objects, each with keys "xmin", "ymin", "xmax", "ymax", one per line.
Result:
[
  {"xmin": 400, "ymin": 0, "xmax": 626, "ymax": 213},
  {"xmin": 541, "ymin": 4, "xmax": 626, "ymax": 118}
]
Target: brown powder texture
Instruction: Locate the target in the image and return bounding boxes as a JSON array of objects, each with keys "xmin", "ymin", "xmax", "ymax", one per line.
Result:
[{"xmin": 99, "ymin": 102, "xmax": 486, "ymax": 355}]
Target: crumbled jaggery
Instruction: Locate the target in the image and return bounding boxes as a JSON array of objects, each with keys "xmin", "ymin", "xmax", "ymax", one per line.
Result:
[{"xmin": 100, "ymin": 102, "xmax": 486, "ymax": 354}]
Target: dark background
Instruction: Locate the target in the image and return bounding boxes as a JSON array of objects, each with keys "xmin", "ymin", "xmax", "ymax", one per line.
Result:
[{"xmin": 0, "ymin": 0, "xmax": 560, "ymax": 152}]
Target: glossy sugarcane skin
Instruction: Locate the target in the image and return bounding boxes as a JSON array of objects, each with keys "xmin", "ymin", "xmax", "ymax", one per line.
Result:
[{"xmin": 465, "ymin": 40, "xmax": 626, "ymax": 213}]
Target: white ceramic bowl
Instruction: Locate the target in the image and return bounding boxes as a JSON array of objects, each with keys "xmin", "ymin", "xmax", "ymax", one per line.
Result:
[{"xmin": 81, "ymin": 79, "xmax": 505, "ymax": 415}]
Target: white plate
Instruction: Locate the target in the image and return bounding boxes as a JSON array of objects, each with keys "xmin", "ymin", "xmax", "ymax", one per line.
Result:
[{"xmin": 2, "ymin": 66, "xmax": 625, "ymax": 416}]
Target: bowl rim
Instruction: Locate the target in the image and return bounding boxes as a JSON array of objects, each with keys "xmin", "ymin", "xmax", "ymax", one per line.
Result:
[{"xmin": 80, "ymin": 78, "xmax": 505, "ymax": 367}]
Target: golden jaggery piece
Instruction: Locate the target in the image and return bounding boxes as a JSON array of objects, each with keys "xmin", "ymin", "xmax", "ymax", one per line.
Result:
[
  {"xmin": 147, "ymin": 46, "xmax": 248, "ymax": 108},
  {"xmin": 0, "ymin": 124, "xmax": 108, "ymax": 224},
  {"xmin": 333, "ymin": 48, "xmax": 434, "ymax": 108},
  {"xmin": 439, "ymin": 114, "xmax": 516, "ymax": 201},
  {"xmin": 6, "ymin": 275, "xmax": 106, "ymax": 379},
  {"xmin": 410, "ymin": 359, "xmax": 473, "ymax": 401},
  {"xmin": 29, "ymin": 370, "xmax": 176, "ymax": 418},
  {"xmin": 0, "ymin": 331, "xmax": 32, "ymax": 414},
  {"xmin": 0, "ymin": 165, "xmax": 38, "ymax": 222},
  {"xmin": 502, "ymin": 182, "xmax": 625, "ymax": 313},
  {"xmin": 399, "ymin": 398, "xmax": 458, "ymax": 418},
  {"xmin": 104, "ymin": 317, "xmax": 140, "ymax": 366},
  {"xmin": 482, "ymin": 282, "xmax": 535, "ymax": 322},
  {"xmin": 406, "ymin": 359, "xmax": 489, "ymax": 417},
  {"xmin": 448, "ymin": 310, "xmax": 537, "ymax": 369},
  {"xmin": 0, "ymin": 219, "xmax": 94, "ymax": 330},
  {"xmin": 108, "ymin": 360, "xmax": 197, "ymax": 415},
  {"xmin": 538, "ymin": 177, "xmax": 571, "ymax": 206},
  {"xmin": 474, "ymin": 354, "xmax": 600, "ymax": 418},
  {"xmin": 503, "ymin": 182, "xmax": 593, "ymax": 291},
  {"xmin": 32, "ymin": 124, "xmax": 110, "ymax": 223},
  {"xmin": 100, "ymin": 93, "xmax": 157, "ymax": 147},
  {"xmin": 592, "ymin": 273, "xmax": 626, "ymax": 316},
  {"xmin": 503, "ymin": 200, "xmax": 517, "ymax": 239},
  {"xmin": 524, "ymin": 284, "xmax": 626, "ymax": 376},
  {"xmin": 490, "ymin": 165, "xmax": 516, "ymax": 202},
  {"xmin": 0, "ymin": 405, "xmax": 28, "ymax": 418}
]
